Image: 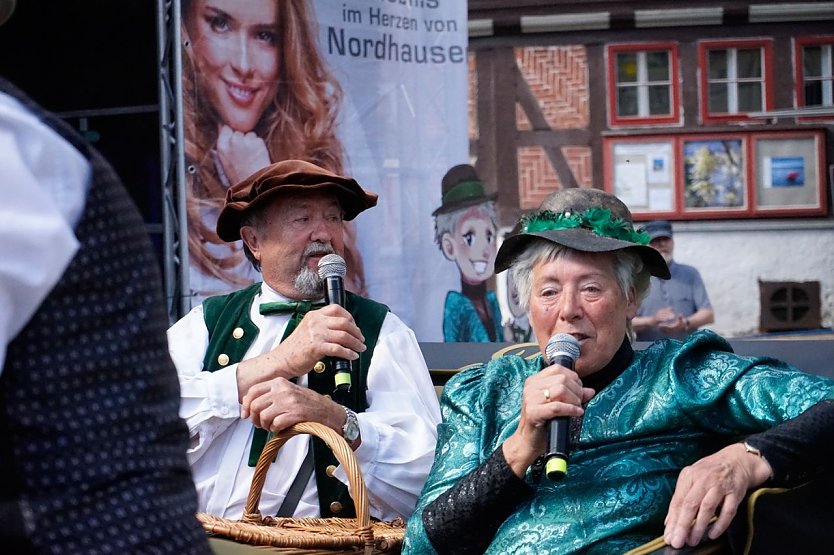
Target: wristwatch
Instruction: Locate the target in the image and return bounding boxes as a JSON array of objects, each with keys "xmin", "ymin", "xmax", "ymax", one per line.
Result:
[{"xmin": 342, "ymin": 407, "xmax": 360, "ymax": 444}]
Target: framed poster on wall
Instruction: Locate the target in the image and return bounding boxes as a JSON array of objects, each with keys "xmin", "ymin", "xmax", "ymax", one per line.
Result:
[
  {"xmin": 604, "ymin": 129, "xmax": 827, "ymax": 220},
  {"xmin": 606, "ymin": 138, "xmax": 676, "ymax": 217},
  {"xmin": 682, "ymin": 136, "xmax": 746, "ymax": 212},
  {"xmin": 754, "ymin": 131, "xmax": 826, "ymax": 215}
]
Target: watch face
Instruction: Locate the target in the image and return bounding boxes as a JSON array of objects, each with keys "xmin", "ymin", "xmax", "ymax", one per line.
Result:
[{"xmin": 343, "ymin": 409, "xmax": 360, "ymax": 442}]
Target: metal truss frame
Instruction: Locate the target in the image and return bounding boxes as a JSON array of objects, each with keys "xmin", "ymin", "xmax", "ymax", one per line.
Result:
[{"xmin": 156, "ymin": 0, "xmax": 191, "ymax": 322}]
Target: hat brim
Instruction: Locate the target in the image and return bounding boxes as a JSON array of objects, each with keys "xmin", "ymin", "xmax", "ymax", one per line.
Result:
[
  {"xmin": 431, "ymin": 192, "xmax": 498, "ymax": 217},
  {"xmin": 216, "ymin": 181, "xmax": 377, "ymax": 242},
  {"xmin": 495, "ymin": 228, "xmax": 670, "ymax": 279}
]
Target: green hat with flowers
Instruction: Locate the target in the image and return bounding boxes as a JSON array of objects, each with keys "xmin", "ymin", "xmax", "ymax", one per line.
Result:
[{"xmin": 495, "ymin": 187, "xmax": 670, "ymax": 278}]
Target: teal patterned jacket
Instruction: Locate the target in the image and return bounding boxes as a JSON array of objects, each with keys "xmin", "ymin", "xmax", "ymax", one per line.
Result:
[
  {"xmin": 403, "ymin": 330, "xmax": 834, "ymax": 554},
  {"xmin": 443, "ymin": 290, "xmax": 503, "ymax": 342}
]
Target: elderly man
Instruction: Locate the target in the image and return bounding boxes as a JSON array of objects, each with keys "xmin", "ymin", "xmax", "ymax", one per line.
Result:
[{"xmin": 167, "ymin": 160, "xmax": 441, "ymax": 522}]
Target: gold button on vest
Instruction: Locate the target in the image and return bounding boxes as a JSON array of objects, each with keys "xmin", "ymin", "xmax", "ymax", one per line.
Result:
[
  {"xmin": 329, "ymin": 501, "xmax": 343, "ymax": 514},
  {"xmin": 232, "ymin": 327, "xmax": 244, "ymax": 339},
  {"xmin": 217, "ymin": 353, "xmax": 230, "ymax": 366},
  {"xmin": 313, "ymin": 361, "xmax": 326, "ymax": 373},
  {"xmin": 325, "ymin": 464, "xmax": 337, "ymax": 478}
]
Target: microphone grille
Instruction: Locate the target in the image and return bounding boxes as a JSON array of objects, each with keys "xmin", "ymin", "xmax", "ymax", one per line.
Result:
[
  {"xmin": 545, "ymin": 333, "xmax": 580, "ymax": 364},
  {"xmin": 317, "ymin": 253, "xmax": 347, "ymax": 279}
]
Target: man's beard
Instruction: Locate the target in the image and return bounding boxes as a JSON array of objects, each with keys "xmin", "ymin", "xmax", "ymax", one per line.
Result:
[{"xmin": 294, "ymin": 242, "xmax": 335, "ymax": 298}]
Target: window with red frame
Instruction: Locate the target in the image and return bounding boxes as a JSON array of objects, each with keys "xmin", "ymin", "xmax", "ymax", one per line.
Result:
[
  {"xmin": 699, "ymin": 39, "xmax": 773, "ymax": 122},
  {"xmin": 797, "ymin": 37, "xmax": 834, "ymax": 108},
  {"xmin": 607, "ymin": 43, "xmax": 680, "ymax": 126}
]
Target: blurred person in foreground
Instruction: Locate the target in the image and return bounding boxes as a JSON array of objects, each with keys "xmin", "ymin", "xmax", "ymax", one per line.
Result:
[
  {"xmin": 167, "ymin": 159, "xmax": 440, "ymax": 523},
  {"xmin": 0, "ymin": 1, "xmax": 211, "ymax": 553},
  {"xmin": 403, "ymin": 187, "xmax": 834, "ymax": 554},
  {"xmin": 632, "ymin": 220, "xmax": 714, "ymax": 342}
]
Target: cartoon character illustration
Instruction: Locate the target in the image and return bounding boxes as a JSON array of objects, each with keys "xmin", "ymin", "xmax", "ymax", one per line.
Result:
[{"xmin": 433, "ymin": 164, "xmax": 503, "ymax": 342}]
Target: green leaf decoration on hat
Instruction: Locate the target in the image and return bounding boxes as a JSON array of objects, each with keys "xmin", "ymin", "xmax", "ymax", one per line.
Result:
[{"xmin": 521, "ymin": 208, "xmax": 650, "ymax": 245}]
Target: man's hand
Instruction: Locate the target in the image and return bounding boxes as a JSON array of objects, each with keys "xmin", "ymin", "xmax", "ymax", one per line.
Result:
[
  {"xmin": 658, "ymin": 314, "xmax": 687, "ymax": 335},
  {"xmin": 241, "ymin": 377, "xmax": 347, "ymax": 436},
  {"xmin": 664, "ymin": 443, "xmax": 773, "ymax": 548},
  {"xmin": 271, "ymin": 304, "xmax": 366, "ymax": 379},
  {"xmin": 236, "ymin": 305, "xmax": 366, "ymax": 401}
]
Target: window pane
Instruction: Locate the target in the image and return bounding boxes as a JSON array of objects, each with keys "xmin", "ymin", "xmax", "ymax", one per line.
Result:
[
  {"xmin": 709, "ymin": 83, "xmax": 727, "ymax": 112},
  {"xmin": 648, "ymin": 85, "xmax": 671, "ymax": 115},
  {"xmin": 827, "ymin": 46, "xmax": 834, "ymax": 75},
  {"xmin": 736, "ymin": 48, "xmax": 762, "ymax": 78},
  {"xmin": 738, "ymin": 82, "xmax": 762, "ymax": 111},
  {"xmin": 708, "ymin": 50, "xmax": 727, "ymax": 79},
  {"xmin": 646, "ymin": 51, "xmax": 669, "ymax": 81},
  {"xmin": 617, "ymin": 53, "xmax": 638, "ymax": 82},
  {"xmin": 804, "ymin": 80, "xmax": 823, "ymax": 106},
  {"xmin": 803, "ymin": 46, "xmax": 822, "ymax": 77},
  {"xmin": 617, "ymin": 86, "xmax": 638, "ymax": 116}
]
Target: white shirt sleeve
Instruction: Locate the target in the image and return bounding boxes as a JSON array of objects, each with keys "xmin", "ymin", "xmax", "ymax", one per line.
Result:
[
  {"xmin": 339, "ymin": 312, "xmax": 442, "ymax": 519},
  {"xmin": 0, "ymin": 92, "xmax": 89, "ymax": 371},
  {"xmin": 167, "ymin": 304, "xmax": 243, "ymax": 464}
]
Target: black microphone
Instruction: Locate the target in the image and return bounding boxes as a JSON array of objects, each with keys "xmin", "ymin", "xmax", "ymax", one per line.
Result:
[
  {"xmin": 317, "ymin": 253, "xmax": 351, "ymax": 393},
  {"xmin": 543, "ymin": 333, "xmax": 581, "ymax": 481}
]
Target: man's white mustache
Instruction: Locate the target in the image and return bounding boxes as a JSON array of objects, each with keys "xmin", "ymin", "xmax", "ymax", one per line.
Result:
[{"xmin": 303, "ymin": 242, "xmax": 335, "ymax": 258}]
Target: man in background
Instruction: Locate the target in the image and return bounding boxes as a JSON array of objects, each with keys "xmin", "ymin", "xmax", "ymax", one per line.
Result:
[
  {"xmin": 633, "ymin": 220, "xmax": 714, "ymax": 342},
  {"xmin": 0, "ymin": 1, "xmax": 211, "ymax": 552}
]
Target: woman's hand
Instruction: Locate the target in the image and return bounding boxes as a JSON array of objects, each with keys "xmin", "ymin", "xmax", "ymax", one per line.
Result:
[
  {"xmin": 502, "ymin": 363, "xmax": 594, "ymax": 478},
  {"xmin": 664, "ymin": 442, "xmax": 773, "ymax": 548},
  {"xmin": 215, "ymin": 124, "xmax": 271, "ymax": 184}
]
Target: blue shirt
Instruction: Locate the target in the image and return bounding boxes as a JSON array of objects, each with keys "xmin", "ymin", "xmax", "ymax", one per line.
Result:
[{"xmin": 636, "ymin": 260, "xmax": 712, "ymax": 341}]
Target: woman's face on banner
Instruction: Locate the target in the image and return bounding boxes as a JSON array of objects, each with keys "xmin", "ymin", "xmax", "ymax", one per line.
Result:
[{"xmin": 186, "ymin": 0, "xmax": 281, "ymax": 133}]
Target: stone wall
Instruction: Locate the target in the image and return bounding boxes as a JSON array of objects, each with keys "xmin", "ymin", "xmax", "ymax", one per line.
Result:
[{"xmin": 672, "ymin": 222, "xmax": 834, "ymax": 337}]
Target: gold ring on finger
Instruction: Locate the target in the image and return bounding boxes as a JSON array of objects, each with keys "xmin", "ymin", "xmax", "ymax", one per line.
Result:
[{"xmin": 543, "ymin": 388, "xmax": 550, "ymax": 402}]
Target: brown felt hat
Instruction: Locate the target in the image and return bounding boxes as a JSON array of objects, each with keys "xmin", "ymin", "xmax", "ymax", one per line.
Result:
[
  {"xmin": 495, "ymin": 188, "xmax": 670, "ymax": 279},
  {"xmin": 216, "ymin": 160, "xmax": 378, "ymax": 242}
]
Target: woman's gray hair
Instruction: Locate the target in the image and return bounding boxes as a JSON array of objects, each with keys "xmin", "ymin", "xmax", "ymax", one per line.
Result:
[{"xmin": 508, "ymin": 238, "xmax": 651, "ymax": 336}]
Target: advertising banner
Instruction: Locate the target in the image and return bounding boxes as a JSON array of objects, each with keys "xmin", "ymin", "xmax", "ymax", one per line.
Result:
[{"xmin": 180, "ymin": 0, "xmax": 468, "ymax": 341}]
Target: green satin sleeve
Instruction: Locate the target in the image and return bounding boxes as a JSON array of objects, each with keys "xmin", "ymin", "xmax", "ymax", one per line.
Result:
[{"xmin": 403, "ymin": 355, "xmax": 537, "ymax": 554}]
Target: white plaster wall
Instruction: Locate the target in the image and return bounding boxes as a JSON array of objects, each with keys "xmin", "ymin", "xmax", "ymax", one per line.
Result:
[{"xmin": 670, "ymin": 223, "xmax": 834, "ymax": 337}]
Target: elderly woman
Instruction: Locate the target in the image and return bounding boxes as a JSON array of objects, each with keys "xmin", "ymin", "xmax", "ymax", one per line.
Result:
[{"xmin": 403, "ymin": 188, "xmax": 834, "ymax": 554}]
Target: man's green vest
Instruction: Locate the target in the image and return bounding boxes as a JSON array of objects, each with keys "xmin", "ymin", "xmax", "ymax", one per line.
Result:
[{"xmin": 200, "ymin": 283, "xmax": 389, "ymax": 518}]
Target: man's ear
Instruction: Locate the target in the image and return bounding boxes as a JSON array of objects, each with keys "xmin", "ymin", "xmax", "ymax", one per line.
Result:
[
  {"xmin": 240, "ymin": 226, "xmax": 261, "ymax": 262},
  {"xmin": 440, "ymin": 233, "xmax": 456, "ymax": 261}
]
